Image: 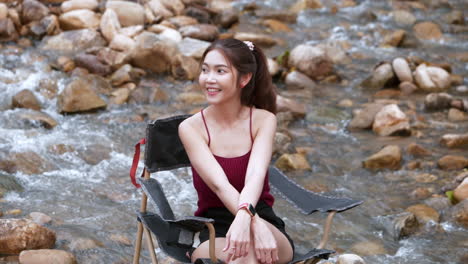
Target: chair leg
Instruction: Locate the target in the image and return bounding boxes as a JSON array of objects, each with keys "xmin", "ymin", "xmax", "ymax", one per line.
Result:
[
  {"xmin": 133, "ymin": 222, "xmax": 144, "ymax": 264},
  {"xmin": 144, "ymin": 226, "xmax": 159, "ymax": 264},
  {"xmin": 205, "ymin": 222, "xmax": 218, "ymax": 263},
  {"xmin": 317, "ymin": 211, "xmax": 337, "ymax": 249}
]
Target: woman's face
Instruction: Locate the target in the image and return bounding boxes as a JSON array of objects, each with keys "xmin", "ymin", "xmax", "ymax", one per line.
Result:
[{"xmin": 199, "ymin": 49, "xmax": 241, "ymax": 105}]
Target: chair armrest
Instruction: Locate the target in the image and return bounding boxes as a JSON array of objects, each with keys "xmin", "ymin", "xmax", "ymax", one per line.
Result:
[
  {"xmin": 167, "ymin": 216, "xmax": 215, "ymax": 233},
  {"xmin": 268, "ymin": 167, "xmax": 363, "ymax": 214},
  {"xmin": 138, "ymin": 177, "xmax": 176, "ymax": 220}
]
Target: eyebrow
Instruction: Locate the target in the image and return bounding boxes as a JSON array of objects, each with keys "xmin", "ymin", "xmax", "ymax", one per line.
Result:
[{"xmin": 202, "ymin": 63, "xmax": 229, "ymax": 68}]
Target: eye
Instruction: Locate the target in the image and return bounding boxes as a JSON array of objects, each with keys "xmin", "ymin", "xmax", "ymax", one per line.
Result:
[
  {"xmin": 201, "ymin": 67, "xmax": 208, "ymax": 73},
  {"xmin": 217, "ymin": 69, "xmax": 226, "ymax": 73}
]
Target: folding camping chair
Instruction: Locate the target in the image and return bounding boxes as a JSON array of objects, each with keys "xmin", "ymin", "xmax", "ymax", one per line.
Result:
[{"xmin": 130, "ymin": 115, "xmax": 362, "ymax": 264}]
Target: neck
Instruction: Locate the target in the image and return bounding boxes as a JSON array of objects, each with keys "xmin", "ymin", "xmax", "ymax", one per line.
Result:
[{"xmin": 207, "ymin": 101, "xmax": 248, "ymax": 125}]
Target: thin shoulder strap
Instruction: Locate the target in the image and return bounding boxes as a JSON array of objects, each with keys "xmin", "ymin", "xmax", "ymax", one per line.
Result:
[
  {"xmin": 249, "ymin": 107, "xmax": 254, "ymax": 144},
  {"xmin": 201, "ymin": 109, "xmax": 211, "ymax": 146}
]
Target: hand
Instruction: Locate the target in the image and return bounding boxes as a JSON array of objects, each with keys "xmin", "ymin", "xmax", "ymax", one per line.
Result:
[
  {"xmin": 251, "ymin": 217, "xmax": 278, "ymax": 264},
  {"xmin": 223, "ymin": 210, "xmax": 251, "ymax": 262}
]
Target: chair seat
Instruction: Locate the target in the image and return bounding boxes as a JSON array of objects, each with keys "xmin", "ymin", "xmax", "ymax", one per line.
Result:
[{"xmin": 290, "ymin": 248, "xmax": 335, "ymax": 264}]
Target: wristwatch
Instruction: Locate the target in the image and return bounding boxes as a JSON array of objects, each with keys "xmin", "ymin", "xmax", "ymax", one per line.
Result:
[{"xmin": 238, "ymin": 203, "xmax": 256, "ymax": 217}]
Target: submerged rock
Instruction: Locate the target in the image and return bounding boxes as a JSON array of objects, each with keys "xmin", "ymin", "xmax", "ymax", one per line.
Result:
[
  {"xmin": 363, "ymin": 145, "xmax": 401, "ymax": 170},
  {"xmin": 12, "ymin": 90, "xmax": 41, "ymax": 110},
  {"xmin": 57, "ymin": 78, "xmax": 107, "ymax": 113},
  {"xmin": 448, "ymin": 200, "xmax": 468, "ymax": 227},
  {"xmin": 19, "ymin": 249, "xmax": 77, "ymax": 264},
  {"xmin": 16, "ymin": 109, "xmax": 58, "ymax": 129},
  {"xmin": 405, "ymin": 204, "xmax": 439, "ymax": 224}
]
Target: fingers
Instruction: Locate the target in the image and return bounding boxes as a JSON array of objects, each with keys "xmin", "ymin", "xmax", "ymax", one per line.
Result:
[{"xmin": 222, "ymin": 234, "xmax": 230, "ymax": 252}]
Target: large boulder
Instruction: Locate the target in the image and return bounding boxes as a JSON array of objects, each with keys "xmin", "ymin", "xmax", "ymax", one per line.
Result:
[
  {"xmin": 288, "ymin": 44, "xmax": 333, "ymax": 80},
  {"xmin": 414, "ymin": 64, "xmax": 451, "ymax": 92},
  {"xmin": 372, "ymin": 104, "xmax": 410, "ymax": 136},
  {"xmin": 131, "ymin": 31, "xmax": 179, "ymax": 73},
  {"xmin": 61, "ymin": 0, "xmax": 98, "ymax": 13},
  {"xmin": 105, "ymin": 0, "xmax": 145, "ymax": 27},
  {"xmin": 0, "ymin": 219, "xmax": 56, "ymax": 255},
  {"xmin": 40, "ymin": 29, "xmax": 106, "ymax": 55},
  {"xmin": 57, "ymin": 78, "xmax": 107, "ymax": 113},
  {"xmin": 19, "ymin": 249, "xmax": 77, "ymax": 264},
  {"xmin": 22, "ymin": 0, "xmax": 49, "ymax": 24},
  {"xmin": 59, "ymin": 10, "xmax": 100, "ymax": 30},
  {"xmin": 363, "ymin": 145, "xmax": 401, "ymax": 170}
]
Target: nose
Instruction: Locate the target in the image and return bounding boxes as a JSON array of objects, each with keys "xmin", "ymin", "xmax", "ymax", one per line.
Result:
[{"xmin": 206, "ymin": 71, "xmax": 216, "ymax": 83}]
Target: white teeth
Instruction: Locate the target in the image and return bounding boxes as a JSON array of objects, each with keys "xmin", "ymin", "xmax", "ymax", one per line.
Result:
[{"xmin": 207, "ymin": 88, "xmax": 221, "ymax": 92}]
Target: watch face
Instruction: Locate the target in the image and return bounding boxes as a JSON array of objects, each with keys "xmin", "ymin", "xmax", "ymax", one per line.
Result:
[{"xmin": 248, "ymin": 204, "xmax": 256, "ymax": 216}]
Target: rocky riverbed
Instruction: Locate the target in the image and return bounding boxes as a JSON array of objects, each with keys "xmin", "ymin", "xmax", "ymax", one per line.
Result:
[{"xmin": 0, "ymin": 0, "xmax": 467, "ymax": 263}]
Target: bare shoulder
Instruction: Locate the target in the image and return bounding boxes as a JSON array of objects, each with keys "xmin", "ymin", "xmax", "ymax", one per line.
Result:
[
  {"xmin": 252, "ymin": 108, "xmax": 276, "ymax": 127},
  {"xmin": 178, "ymin": 113, "xmax": 205, "ymax": 142}
]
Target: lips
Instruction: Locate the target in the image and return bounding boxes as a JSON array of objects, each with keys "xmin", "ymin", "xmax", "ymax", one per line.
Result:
[{"xmin": 206, "ymin": 87, "xmax": 221, "ymax": 96}]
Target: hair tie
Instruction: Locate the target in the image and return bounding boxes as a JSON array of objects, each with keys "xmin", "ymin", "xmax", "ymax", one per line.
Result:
[{"xmin": 243, "ymin": 41, "xmax": 254, "ymax": 51}]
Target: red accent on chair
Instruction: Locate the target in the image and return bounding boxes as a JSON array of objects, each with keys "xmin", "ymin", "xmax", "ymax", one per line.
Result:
[{"xmin": 130, "ymin": 138, "xmax": 146, "ymax": 188}]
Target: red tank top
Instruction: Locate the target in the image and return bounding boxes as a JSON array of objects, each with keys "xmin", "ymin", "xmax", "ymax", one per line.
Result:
[{"xmin": 192, "ymin": 108, "xmax": 275, "ymax": 216}]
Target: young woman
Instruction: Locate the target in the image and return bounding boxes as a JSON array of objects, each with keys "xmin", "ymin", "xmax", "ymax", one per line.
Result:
[{"xmin": 178, "ymin": 38, "xmax": 294, "ymax": 264}]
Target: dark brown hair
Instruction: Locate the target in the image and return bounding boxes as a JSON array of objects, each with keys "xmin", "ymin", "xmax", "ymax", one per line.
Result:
[{"xmin": 200, "ymin": 38, "xmax": 277, "ymax": 114}]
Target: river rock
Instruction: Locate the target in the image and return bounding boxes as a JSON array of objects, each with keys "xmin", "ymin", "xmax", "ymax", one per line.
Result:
[
  {"xmin": 19, "ymin": 249, "xmax": 77, "ymax": 264},
  {"xmin": 58, "ymin": 78, "xmax": 107, "ymax": 113},
  {"xmin": 372, "ymin": 104, "xmax": 410, "ymax": 136},
  {"xmin": 184, "ymin": 6, "xmax": 211, "ymax": 24},
  {"xmin": 363, "ymin": 63, "xmax": 394, "ymax": 89},
  {"xmin": 110, "ymin": 64, "xmax": 133, "ymax": 86},
  {"xmin": 414, "ymin": 64, "xmax": 451, "ymax": 92},
  {"xmin": 276, "ymin": 95, "xmax": 306, "ymax": 117},
  {"xmin": 407, "ymin": 143, "xmax": 431, "ymax": 157},
  {"xmin": 171, "ymin": 54, "xmax": 199, "ymax": 80},
  {"xmin": 273, "ymin": 132, "xmax": 292, "ymax": 155},
  {"xmin": 30, "ymin": 15, "xmax": 60, "ymax": 37},
  {"xmin": 179, "ymin": 24, "xmax": 219, "ymax": 41},
  {"xmin": 106, "ymin": 1, "xmax": 145, "ymax": 27},
  {"xmin": 288, "ymin": 44, "xmax": 333, "ymax": 80},
  {"xmin": 29, "ymin": 212, "xmax": 52, "ymax": 226},
  {"xmin": 437, "ymin": 155, "xmax": 468, "ymax": 170},
  {"xmin": 348, "ymin": 103, "xmax": 385, "ymax": 130},
  {"xmin": 424, "ymin": 92, "xmax": 452, "ymax": 111},
  {"xmin": 0, "ymin": 18, "xmax": 18, "ymax": 42},
  {"xmin": 399, "ymin": 81, "xmax": 418, "ymax": 95},
  {"xmin": 290, "ymin": 0, "xmax": 323, "ymax": 13},
  {"xmin": 285, "ymin": 71, "xmax": 316, "ymax": 90},
  {"xmin": 100, "ymin": 9, "xmax": 120, "ymax": 43},
  {"xmin": 148, "ymin": 25, "xmax": 182, "ymax": 43},
  {"xmin": 41, "ymin": 29, "xmax": 106, "ymax": 55},
  {"xmin": 350, "ymin": 241, "xmax": 387, "ymax": 256},
  {"xmin": 74, "ymin": 53, "xmax": 111, "ymax": 76},
  {"xmin": 363, "ymin": 145, "xmax": 401, "ymax": 170},
  {"xmin": 159, "ymin": 0, "xmax": 185, "ymax": 16},
  {"xmin": 120, "ymin": 25, "xmax": 144, "ymax": 38},
  {"xmin": 406, "ymin": 204, "xmax": 439, "ymax": 224},
  {"xmin": 443, "ymin": 10, "xmax": 465, "ymax": 25},
  {"xmin": 61, "ymin": 0, "xmax": 98, "ymax": 13},
  {"xmin": 392, "ymin": 10, "xmax": 416, "ymax": 26},
  {"xmin": 131, "ymin": 31, "xmax": 179, "ymax": 73},
  {"xmin": 262, "ymin": 19, "xmax": 292, "ymax": 32},
  {"xmin": 454, "ymin": 177, "xmax": 468, "ymax": 202},
  {"xmin": 167, "ymin": 16, "xmax": 198, "ymax": 28},
  {"xmin": 0, "ymin": 173, "xmax": 23, "ymax": 198},
  {"xmin": 109, "ymin": 34, "xmax": 136, "ymax": 52},
  {"xmin": 217, "ymin": 8, "xmax": 238, "ymax": 28},
  {"xmin": 440, "ymin": 133, "xmax": 468, "ymax": 148},
  {"xmin": 78, "ymin": 144, "xmax": 111, "ymax": 165},
  {"xmin": 0, "ymin": 4, "xmax": 6, "ymax": 20},
  {"xmin": 59, "ymin": 9, "xmax": 100, "ymax": 30},
  {"xmin": 4, "ymin": 152, "xmax": 54, "ymax": 175},
  {"xmin": 17, "ymin": 110, "xmax": 57, "ymax": 129},
  {"xmin": 381, "ymin": 29, "xmax": 406, "ymax": 47},
  {"xmin": 22, "ymin": 0, "xmax": 49, "ymax": 24},
  {"xmin": 147, "ymin": 0, "xmax": 173, "ymax": 20},
  {"xmin": 392, "ymin": 58, "xmax": 413, "ymax": 83},
  {"xmin": 275, "ymin": 153, "xmax": 311, "ymax": 171},
  {"xmin": 12, "ymin": 90, "xmax": 41, "ymax": 110},
  {"xmin": 234, "ymin": 32, "xmax": 277, "ymax": 47},
  {"xmin": 0, "ymin": 218, "xmax": 56, "ymax": 255},
  {"xmin": 413, "ymin": 21, "xmax": 443, "ymax": 40},
  {"xmin": 337, "ymin": 254, "xmax": 366, "ymax": 264},
  {"xmin": 96, "ymin": 48, "xmax": 131, "ymax": 69},
  {"xmin": 448, "ymin": 108, "xmax": 468, "ymax": 122},
  {"xmin": 448, "ymin": 199, "xmax": 468, "ymax": 227},
  {"xmin": 177, "ymin": 37, "xmax": 210, "ymax": 59},
  {"xmin": 267, "ymin": 58, "xmax": 280, "ymax": 76},
  {"xmin": 110, "ymin": 88, "xmax": 130, "ymax": 105}
]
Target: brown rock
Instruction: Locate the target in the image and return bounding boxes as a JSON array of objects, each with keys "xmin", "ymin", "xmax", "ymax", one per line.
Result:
[
  {"xmin": 448, "ymin": 108, "xmax": 468, "ymax": 122},
  {"xmin": 363, "ymin": 63, "xmax": 394, "ymax": 89},
  {"xmin": 275, "ymin": 153, "xmax": 311, "ymax": 170},
  {"xmin": 78, "ymin": 144, "xmax": 111, "ymax": 165},
  {"xmin": 372, "ymin": 104, "xmax": 410, "ymax": 136},
  {"xmin": 171, "ymin": 54, "xmax": 199, "ymax": 80},
  {"xmin": 424, "ymin": 93, "xmax": 453, "ymax": 111},
  {"xmin": 22, "ymin": 0, "xmax": 49, "ymax": 24},
  {"xmin": 392, "ymin": 10, "xmax": 416, "ymax": 26},
  {"xmin": 179, "ymin": 24, "xmax": 219, "ymax": 41},
  {"xmin": 177, "ymin": 37, "xmax": 211, "ymax": 60},
  {"xmin": 440, "ymin": 133, "xmax": 468, "ymax": 148},
  {"xmin": 167, "ymin": 16, "xmax": 198, "ymax": 28},
  {"xmin": 276, "ymin": 95, "xmax": 306, "ymax": 118},
  {"xmin": 0, "ymin": 18, "xmax": 19, "ymax": 42},
  {"xmin": 29, "ymin": 212, "xmax": 52, "ymax": 225},
  {"xmin": 437, "ymin": 155, "xmax": 468, "ymax": 170},
  {"xmin": 399, "ymin": 81, "xmax": 418, "ymax": 95},
  {"xmin": 17, "ymin": 110, "xmax": 58, "ymax": 129},
  {"xmin": 47, "ymin": 144, "xmax": 75, "ymax": 155},
  {"xmin": 30, "ymin": 15, "xmax": 60, "ymax": 37},
  {"xmin": 234, "ymin": 32, "xmax": 277, "ymax": 47},
  {"xmin": 40, "ymin": 29, "xmax": 106, "ymax": 55},
  {"xmin": 106, "ymin": 0, "xmax": 145, "ymax": 27},
  {"xmin": 350, "ymin": 241, "xmax": 387, "ymax": 256},
  {"xmin": 74, "ymin": 53, "xmax": 111, "ymax": 76},
  {"xmin": 176, "ymin": 92, "xmax": 205, "ymax": 104},
  {"xmin": 184, "ymin": 6, "xmax": 211, "ymax": 24},
  {"xmin": 288, "ymin": 44, "xmax": 333, "ymax": 80},
  {"xmin": 262, "ymin": 19, "xmax": 292, "ymax": 32},
  {"xmin": 217, "ymin": 9, "xmax": 238, "ymax": 28},
  {"xmin": 61, "ymin": 0, "xmax": 98, "ymax": 13},
  {"xmin": 348, "ymin": 103, "xmax": 385, "ymax": 130},
  {"xmin": 407, "ymin": 143, "xmax": 431, "ymax": 157},
  {"xmin": 19, "ymin": 249, "xmax": 77, "ymax": 264},
  {"xmin": 57, "ymin": 78, "xmax": 107, "ymax": 113},
  {"xmin": 454, "ymin": 177, "xmax": 468, "ymax": 202},
  {"xmin": 12, "ymin": 90, "xmax": 41, "ymax": 110},
  {"xmin": 255, "ymin": 10, "xmax": 297, "ymax": 23},
  {"xmin": 109, "ymin": 234, "xmax": 132, "ymax": 246},
  {"xmin": 413, "ymin": 21, "xmax": 443, "ymax": 40},
  {"xmin": 7, "ymin": 152, "xmax": 55, "ymax": 175},
  {"xmin": 100, "ymin": 9, "xmax": 121, "ymax": 42},
  {"xmin": 285, "ymin": 71, "xmax": 316, "ymax": 90},
  {"xmin": 381, "ymin": 29, "xmax": 406, "ymax": 47},
  {"xmin": 0, "ymin": 219, "xmax": 56, "ymax": 255},
  {"xmin": 59, "ymin": 10, "xmax": 100, "ymax": 30},
  {"xmin": 363, "ymin": 145, "xmax": 401, "ymax": 170},
  {"xmin": 410, "ymin": 187, "xmax": 432, "ymax": 200},
  {"xmin": 68, "ymin": 237, "xmax": 101, "ymax": 251},
  {"xmin": 406, "ymin": 204, "xmax": 439, "ymax": 224},
  {"xmin": 448, "ymin": 199, "xmax": 468, "ymax": 227},
  {"xmin": 110, "ymin": 88, "xmax": 130, "ymax": 105},
  {"xmin": 96, "ymin": 48, "xmax": 131, "ymax": 69},
  {"xmin": 0, "ymin": 4, "xmax": 6, "ymax": 20}
]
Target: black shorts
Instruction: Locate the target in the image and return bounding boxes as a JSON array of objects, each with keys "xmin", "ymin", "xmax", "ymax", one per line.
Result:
[{"xmin": 198, "ymin": 200, "xmax": 294, "ymax": 252}]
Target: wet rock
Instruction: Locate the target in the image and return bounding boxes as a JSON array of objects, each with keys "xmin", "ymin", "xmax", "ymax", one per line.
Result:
[
  {"xmin": 0, "ymin": 173, "xmax": 23, "ymax": 197},
  {"xmin": 350, "ymin": 241, "xmax": 387, "ymax": 256},
  {"xmin": 159, "ymin": 0, "xmax": 185, "ymax": 16},
  {"xmin": 147, "ymin": 0, "xmax": 173, "ymax": 20},
  {"xmin": 55, "ymin": 56, "xmax": 75, "ymax": 73},
  {"xmin": 12, "ymin": 90, "xmax": 41, "ymax": 111},
  {"xmin": 131, "ymin": 31, "xmax": 179, "ymax": 74},
  {"xmin": 381, "ymin": 29, "xmax": 406, "ymax": 47},
  {"xmin": 276, "ymin": 95, "xmax": 306, "ymax": 117},
  {"xmin": 234, "ymin": 32, "xmax": 277, "ymax": 47},
  {"xmin": 275, "ymin": 153, "xmax": 311, "ymax": 171},
  {"xmin": 179, "ymin": 24, "xmax": 219, "ymax": 41},
  {"xmin": 288, "ymin": 44, "xmax": 333, "ymax": 80},
  {"xmin": 448, "ymin": 199, "xmax": 468, "ymax": 227},
  {"xmin": 22, "ymin": 0, "xmax": 49, "ymax": 24},
  {"xmin": 68, "ymin": 237, "xmax": 102, "ymax": 251},
  {"xmin": 59, "ymin": 10, "xmax": 100, "ymax": 30},
  {"xmin": 109, "ymin": 234, "xmax": 132, "ymax": 246},
  {"xmin": 96, "ymin": 48, "xmax": 131, "ymax": 69},
  {"xmin": 424, "ymin": 92, "xmax": 452, "ymax": 111},
  {"xmin": 273, "ymin": 132, "xmax": 292, "ymax": 155},
  {"xmin": 0, "ymin": 18, "xmax": 19, "ymax": 42},
  {"xmin": 290, "ymin": 0, "xmax": 323, "ymax": 13},
  {"xmin": 392, "ymin": 58, "xmax": 413, "ymax": 83},
  {"xmin": 363, "ymin": 145, "xmax": 401, "ymax": 170},
  {"xmin": 171, "ymin": 54, "xmax": 199, "ymax": 80},
  {"xmin": 17, "ymin": 109, "xmax": 58, "ymax": 129},
  {"xmin": 47, "ymin": 144, "xmax": 75, "ymax": 155},
  {"xmin": 74, "ymin": 53, "xmax": 111, "ymax": 76},
  {"xmin": 413, "ymin": 173, "xmax": 437, "ymax": 183},
  {"xmin": 100, "ymin": 9, "xmax": 121, "ymax": 43},
  {"xmin": 106, "ymin": 0, "xmax": 145, "ymax": 27},
  {"xmin": 414, "ymin": 64, "xmax": 451, "ymax": 92},
  {"xmin": 454, "ymin": 177, "xmax": 468, "ymax": 202},
  {"xmin": 184, "ymin": 6, "xmax": 211, "ymax": 24},
  {"xmin": 109, "ymin": 34, "xmax": 136, "ymax": 52},
  {"xmin": 440, "ymin": 133, "xmax": 468, "ymax": 148},
  {"xmin": 0, "ymin": 218, "xmax": 56, "ymax": 255},
  {"xmin": 363, "ymin": 63, "xmax": 394, "ymax": 89},
  {"xmin": 61, "ymin": 0, "xmax": 98, "ymax": 13},
  {"xmin": 424, "ymin": 197, "xmax": 451, "ymax": 213},
  {"xmin": 255, "ymin": 10, "xmax": 297, "ymax": 23},
  {"xmin": 338, "ymin": 99, "xmax": 353, "ymax": 108},
  {"xmin": 30, "ymin": 15, "xmax": 60, "ymax": 37},
  {"xmin": 167, "ymin": 16, "xmax": 198, "ymax": 28},
  {"xmin": 78, "ymin": 144, "xmax": 111, "ymax": 165},
  {"xmin": 437, "ymin": 155, "xmax": 468, "ymax": 170},
  {"xmin": 19, "ymin": 249, "xmax": 77, "ymax": 264},
  {"xmin": 110, "ymin": 64, "xmax": 133, "ymax": 86},
  {"xmin": 177, "ymin": 37, "xmax": 210, "ymax": 59},
  {"xmin": 372, "ymin": 104, "xmax": 410, "ymax": 136},
  {"xmin": 217, "ymin": 9, "xmax": 238, "ymax": 28},
  {"xmin": 110, "ymin": 88, "xmax": 130, "ymax": 105},
  {"xmin": 407, "ymin": 143, "xmax": 431, "ymax": 157},
  {"xmin": 381, "ymin": 212, "xmax": 420, "ymax": 240},
  {"xmin": 448, "ymin": 108, "xmax": 468, "ymax": 122},
  {"xmin": 399, "ymin": 81, "xmax": 418, "ymax": 95},
  {"xmin": 285, "ymin": 71, "xmax": 316, "ymax": 90},
  {"xmin": 267, "ymin": 58, "xmax": 280, "ymax": 77},
  {"xmin": 392, "ymin": 10, "xmax": 416, "ymax": 26},
  {"xmin": 148, "ymin": 25, "xmax": 182, "ymax": 43},
  {"xmin": 5, "ymin": 152, "xmax": 55, "ymax": 175},
  {"xmin": 262, "ymin": 19, "xmax": 291, "ymax": 32},
  {"xmin": 29, "ymin": 212, "xmax": 52, "ymax": 226},
  {"xmin": 41, "ymin": 29, "xmax": 106, "ymax": 55},
  {"xmin": 442, "ymin": 10, "xmax": 464, "ymax": 25},
  {"xmin": 176, "ymin": 92, "xmax": 205, "ymax": 104},
  {"xmin": 0, "ymin": 4, "xmax": 6, "ymax": 20},
  {"xmin": 413, "ymin": 21, "xmax": 443, "ymax": 40},
  {"xmin": 6, "ymin": 209, "xmax": 22, "ymax": 216},
  {"xmin": 406, "ymin": 204, "xmax": 439, "ymax": 224},
  {"xmin": 410, "ymin": 187, "xmax": 432, "ymax": 200},
  {"xmin": 58, "ymin": 78, "xmax": 107, "ymax": 113},
  {"xmin": 337, "ymin": 254, "xmax": 366, "ymax": 264},
  {"xmin": 348, "ymin": 103, "xmax": 385, "ymax": 130}
]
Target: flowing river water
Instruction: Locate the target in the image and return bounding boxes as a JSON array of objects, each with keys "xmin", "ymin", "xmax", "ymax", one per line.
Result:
[{"xmin": 1, "ymin": 0, "xmax": 467, "ymax": 263}]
